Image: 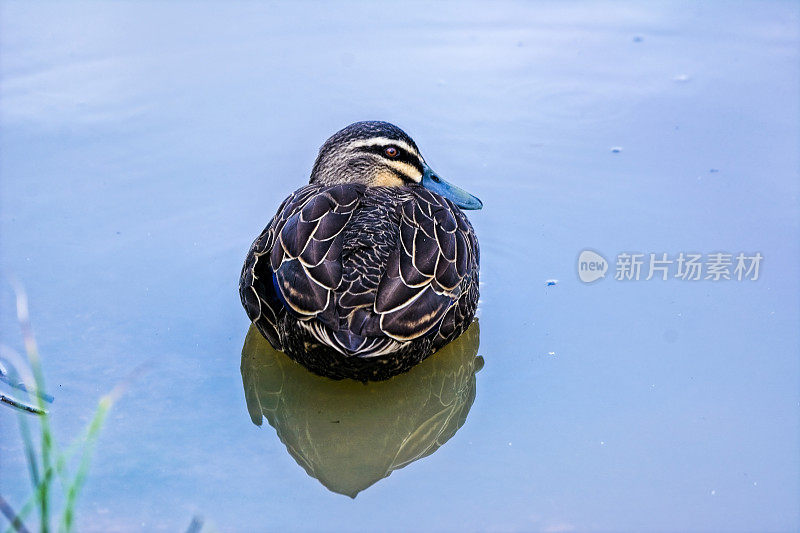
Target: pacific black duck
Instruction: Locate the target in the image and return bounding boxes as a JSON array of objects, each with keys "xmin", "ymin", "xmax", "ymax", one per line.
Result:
[{"xmin": 239, "ymin": 121, "xmax": 481, "ymax": 381}]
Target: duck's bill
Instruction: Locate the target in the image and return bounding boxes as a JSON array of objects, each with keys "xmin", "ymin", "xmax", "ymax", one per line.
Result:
[{"xmin": 421, "ymin": 165, "xmax": 483, "ymax": 210}]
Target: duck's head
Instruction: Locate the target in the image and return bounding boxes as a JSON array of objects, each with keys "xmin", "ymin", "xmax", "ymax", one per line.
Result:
[{"xmin": 309, "ymin": 121, "xmax": 483, "ymax": 210}]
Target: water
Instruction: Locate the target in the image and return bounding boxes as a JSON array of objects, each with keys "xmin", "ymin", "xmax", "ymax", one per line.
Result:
[{"xmin": 1, "ymin": 1, "xmax": 798, "ymax": 531}]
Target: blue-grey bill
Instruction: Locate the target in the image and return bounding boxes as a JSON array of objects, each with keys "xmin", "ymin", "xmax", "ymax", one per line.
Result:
[{"xmin": 421, "ymin": 166, "xmax": 483, "ymax": 210}]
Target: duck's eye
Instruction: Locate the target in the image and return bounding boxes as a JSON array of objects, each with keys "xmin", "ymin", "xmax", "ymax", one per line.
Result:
[{"xmin": 384, "ymin": 146, "xmax": 399, "ymax": 158}]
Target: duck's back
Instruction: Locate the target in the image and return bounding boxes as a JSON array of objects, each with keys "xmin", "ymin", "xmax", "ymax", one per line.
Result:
[
  {"xmin": 336, "ymin": 187, "xmax": 406, "ymax": 331},
  {"xmin": 240, "ymin": 183, "xmax": 479, "ymax": 381}
]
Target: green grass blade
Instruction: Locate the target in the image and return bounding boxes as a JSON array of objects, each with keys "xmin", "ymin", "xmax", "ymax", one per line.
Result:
[
  {"xmin": 0, "ymin": 347, "xmax": 44, "ymax": 494},
  {"xmin": 60, "ymin": 395, "xmax": 112, "ymax": 533},
  {"xmin": 11, "ymin": 282, "xmax": 53, "ymax": 533},
  {"xmin": 6, "ymin": 280, "xmax": 138, "ymax": 533}
]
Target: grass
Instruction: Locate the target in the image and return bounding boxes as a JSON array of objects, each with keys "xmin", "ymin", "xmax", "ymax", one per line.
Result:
[
  {"xmin": 1, "ymin": 281, "xmax": 206, "ymax": 532},
  {"xmin": 1, "ymin": 281, "xmax": 125, "ymax": 533}
]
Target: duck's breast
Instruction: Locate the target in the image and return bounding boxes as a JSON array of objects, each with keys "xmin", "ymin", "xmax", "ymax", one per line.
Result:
[{"xmin": 335, "ymin": 188, "xmax": 408, "ymax": 329}]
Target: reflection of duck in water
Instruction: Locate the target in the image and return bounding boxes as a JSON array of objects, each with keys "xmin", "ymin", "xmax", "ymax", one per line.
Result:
[
  {"xmin": 239, "ymin": 121, "xmax": 482, "ymax": 381},
  {"xmin": 241, "ymin": 321, "xmax": 482, "ymax": 498}
]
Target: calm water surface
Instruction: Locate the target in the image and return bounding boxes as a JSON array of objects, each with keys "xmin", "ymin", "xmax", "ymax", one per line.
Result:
[{"xmin": 1, "ymin": 1, "xmax": 798, "ymax": 531}]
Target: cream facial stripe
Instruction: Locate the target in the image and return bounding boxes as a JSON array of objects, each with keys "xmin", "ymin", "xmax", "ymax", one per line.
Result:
[
  {"xmin": 348, "ymin": 137, "xmax": 421, "ymax": 158},
  {"xmin": 385, "ymin": 160, "xmax": 422, "ymax": 182}
]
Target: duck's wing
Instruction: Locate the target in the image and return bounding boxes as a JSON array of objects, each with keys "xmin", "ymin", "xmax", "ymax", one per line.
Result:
[
  {"xmin": 240, "ymin": 183, "xmax": 365, "ymax": 349},
  {"xmin": 373, "ymin": 188, "xmax": 479, "ymax": 342}
]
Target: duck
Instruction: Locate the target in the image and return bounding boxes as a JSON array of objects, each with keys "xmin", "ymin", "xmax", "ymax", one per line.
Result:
[{"xmin": 239, "ymin": 121, "xmax": 482, "ymax": 381}]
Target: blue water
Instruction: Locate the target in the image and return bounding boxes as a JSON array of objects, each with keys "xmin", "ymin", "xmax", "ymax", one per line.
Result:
[{"xmin": 1, "ymin": 1, "xmax": 798, "ymax": 531}]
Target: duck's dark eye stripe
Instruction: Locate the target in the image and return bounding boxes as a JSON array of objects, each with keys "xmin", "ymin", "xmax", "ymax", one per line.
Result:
[
  {"xmin": 393, "ymin": 152, "xmax": 424, "ymax": 178},
  {"xmin": 357, "ymin": 144, "xmax": 397, "ymax": 158},
  {"xmin": 405, "ymin": 156, "xmax": 424, "ymax": 176},
  {"xmin": 389, "ymin": 167, "xmax": 408, "ymax": 182}
]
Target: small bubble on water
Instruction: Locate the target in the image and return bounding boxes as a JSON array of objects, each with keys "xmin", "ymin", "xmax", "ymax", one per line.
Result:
[
  {"xmin": 633, "ymin": 35, "xmax": 644, "ymax": 42},
  {"xmin": 673, "ymin": 74, "xmax": 691, "ymax": 82},
  {"xmin": 611, "ymin": 146, "xmax": 622, "ymax": 153},
  {"xmin": 709, "ymin": 168, "xmax": 719, "ymax": 173},
  {"xmin": 710, "ymin": 490, "xmax": 716, "ymax": 496},
  {"xmin": 546, "ymin": 279, "xmax": 558, "ymax": 286}
]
